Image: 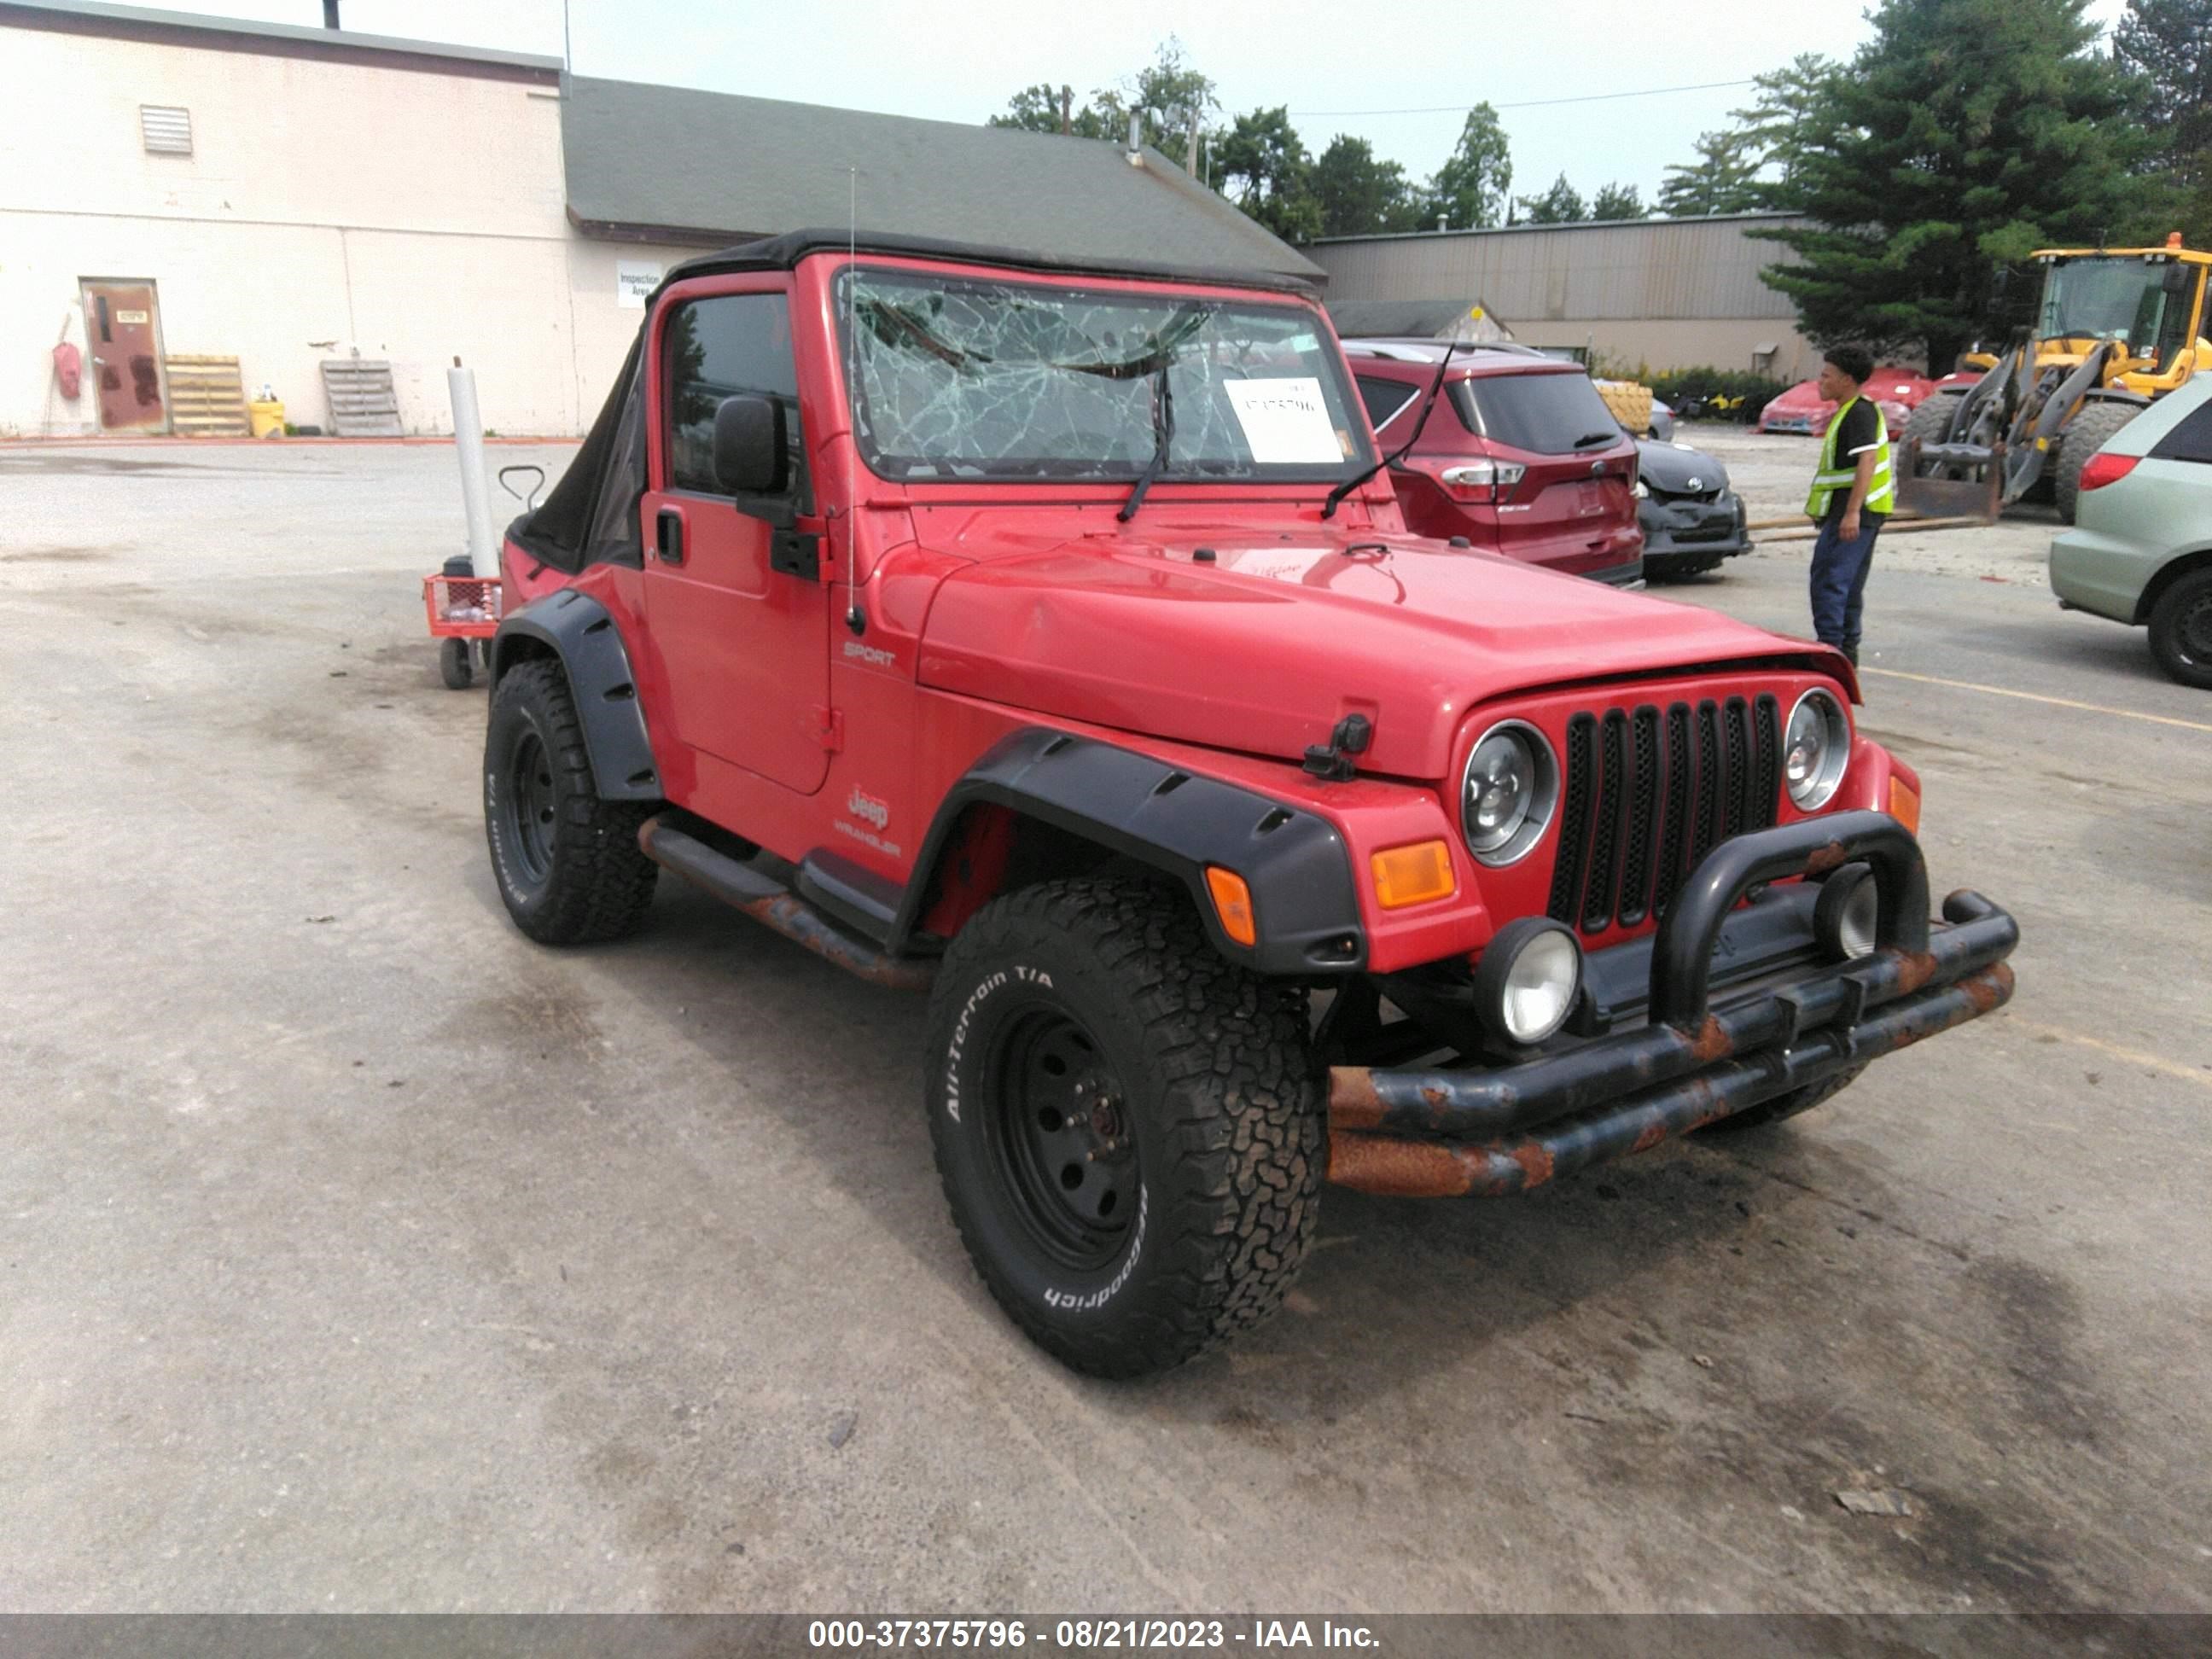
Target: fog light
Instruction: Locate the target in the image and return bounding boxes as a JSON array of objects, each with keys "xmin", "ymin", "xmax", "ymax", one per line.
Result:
[
  {"xmin": 1814, "ymin": 864, "xmax": 1878, "ymax": 960},
  {"xmin": 1473, "ymin": 917, "xmax": 1582, "ymax": 1046}
]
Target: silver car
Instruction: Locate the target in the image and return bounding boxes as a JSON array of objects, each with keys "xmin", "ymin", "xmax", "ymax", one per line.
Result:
[{"xmin": 2049, "ymin": 375, "xmax": 2212, "ymax": 689}]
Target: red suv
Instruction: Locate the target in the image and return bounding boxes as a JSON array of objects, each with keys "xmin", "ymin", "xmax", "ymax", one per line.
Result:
[
  {"xmin": 1342, "ymin": 340, "xmax": 1644, "ymax": 585},
  {"xmin": 485, "ymin": 233, "xmax": 2014, "ymax": 1379}
]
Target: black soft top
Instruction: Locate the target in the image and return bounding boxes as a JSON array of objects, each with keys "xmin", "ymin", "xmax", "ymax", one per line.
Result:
[
  {"xmin": 509, "ymin": 229, "xmax": 1322, "ymax": 573},
  {"xmin": 657, "ymin": 227, "xmax": 1324, "ymax": 301}
]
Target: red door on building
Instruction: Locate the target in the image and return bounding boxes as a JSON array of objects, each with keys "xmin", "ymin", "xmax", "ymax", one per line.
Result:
[{"xmin": 79, "ymin": 281, "xmax": 167, "ymax": 433}]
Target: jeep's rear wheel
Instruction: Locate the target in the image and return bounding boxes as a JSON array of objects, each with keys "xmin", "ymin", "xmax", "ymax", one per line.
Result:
[
  {"xmin": 484, "ymin": 659, "xmax": 659, "ymax": 944},
  {"xmin": 925, "ymin": 876, "xmax": 1324, "ymax": 1378}
]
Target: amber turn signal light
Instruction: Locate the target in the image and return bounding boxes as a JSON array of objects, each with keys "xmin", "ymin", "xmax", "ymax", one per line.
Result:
[
  {"xmin": 1888, "ymin": 776, "xmax": 1922, "ymax": 835},
  {"xmin": 1204, "ymin": 866, "xmax": 1258, "ymax": 947},
  {"xmin": 1370, "ymin": 840, "xmax": 1457, "ymax": 909}
]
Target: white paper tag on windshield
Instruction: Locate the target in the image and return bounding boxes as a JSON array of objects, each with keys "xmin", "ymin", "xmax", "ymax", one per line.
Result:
[{"xmin": 1225, "ymin": 377, "xmax": 1342, "ymax": 465}]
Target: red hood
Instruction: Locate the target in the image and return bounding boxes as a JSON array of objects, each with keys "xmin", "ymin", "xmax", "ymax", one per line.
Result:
[{"xmin": 914, "ymin": 528, "xmax": 1838, "ymax": 778}]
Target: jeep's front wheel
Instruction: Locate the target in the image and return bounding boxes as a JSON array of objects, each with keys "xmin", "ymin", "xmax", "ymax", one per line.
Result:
[
  {"xmin": 484, "ymin": 659, "xmax": 658, "ymax": 944},
  {"xmin": 925, "ymin": 877, "xmax": 1324, "ymax": 1379}
]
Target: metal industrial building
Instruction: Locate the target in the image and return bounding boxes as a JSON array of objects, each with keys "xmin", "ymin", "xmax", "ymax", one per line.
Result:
[
  {"xmin": 1308, "ymin": 214, "xmax": 1815, "ymax": 380},
  {"xmin": 0, "ymin": 0, "xmax": 1313, "ymax": 439}
]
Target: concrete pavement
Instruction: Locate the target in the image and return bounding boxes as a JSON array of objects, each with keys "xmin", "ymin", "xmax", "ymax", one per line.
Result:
[{"xmin": 1, "ymin": 438, "xmax": 2206, "ymax": 1615}]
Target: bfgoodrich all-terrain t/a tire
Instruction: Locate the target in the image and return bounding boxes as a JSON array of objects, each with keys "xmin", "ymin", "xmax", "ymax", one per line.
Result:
[
  {"xmin": 484, "ymin": 659, "xmax": 658, "ymax": 945},
  {"xmin": 925, "ymin": 876, "xmax": 1324, "ymax": 1379}
]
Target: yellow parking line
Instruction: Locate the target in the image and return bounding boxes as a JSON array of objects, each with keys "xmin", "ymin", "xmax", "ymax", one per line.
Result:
[
  {"xmin": 1859, "ymin": 667, "xmax": 2212, "ymax": 735},
  {"xmin": 2006, "ymin": 1017, "xmax": 2212, "ymax": 1090}
]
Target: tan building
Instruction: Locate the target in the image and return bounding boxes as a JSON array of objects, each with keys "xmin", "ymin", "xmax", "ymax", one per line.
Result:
[
  {"xmin": 1308, "ymin": 213, "xmax": 1816, "ymax": 381},
  {"xmin": 0, "ymin": 0, "xmax": 1313, "ymax": 439}
]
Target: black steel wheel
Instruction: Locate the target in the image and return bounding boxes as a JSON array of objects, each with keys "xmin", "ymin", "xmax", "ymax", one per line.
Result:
[
  {"xmin": 986, "ymin": 1007, "xmax": 1140, "ymax": 1271},
  {"xmin": 501, "ymin": 725, "xmax": 558, "ymax": 889},
  {"xmin": 2150, "ymin": 568, "xmax": 2212, "ymax": 690},
  {"xmin": 483, "ymin": 660, "xmax": 659, "ymax": 944},
  {"xmin": 925, "ymin": 876, "xmax": 1324, "ymax": 1379}
]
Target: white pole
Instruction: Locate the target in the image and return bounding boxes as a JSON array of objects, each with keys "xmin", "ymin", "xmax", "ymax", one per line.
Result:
[{"xmin": 447, "ymin": 359, "xmax": 498, "ymax": 578}]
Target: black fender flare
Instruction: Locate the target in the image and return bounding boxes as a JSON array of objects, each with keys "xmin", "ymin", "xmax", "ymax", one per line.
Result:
[
  {"xmin": 491, "ymin": 589, "xmax": 662, "ymax": 801},
  {"xmin": 2078, "ymin": 387, "xmax": 2152, "ymax": 409},
  {"xmin": 892, "ymin": 728, "xmax": 1367, "ymax": 975}
]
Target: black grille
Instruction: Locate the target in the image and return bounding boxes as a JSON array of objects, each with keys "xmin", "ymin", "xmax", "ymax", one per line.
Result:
[
  {"xmin": 1617, "ymin": 707, "xmax": 1662, "ymax": 928},
  {"xmin": 1548, "ymin": 691, "xmax": 1785, "ymax": 934},
  {"xmin": 1546, "ymin": 714, "xmax": 1598, "ymax": 925},
  {"xmin": 1582, "ymin": 712, "xmax": 1628, "ymax": 933}
]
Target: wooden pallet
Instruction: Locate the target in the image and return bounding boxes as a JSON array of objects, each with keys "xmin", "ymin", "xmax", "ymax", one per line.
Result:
[
  {"xmin": 320, "ymin": 358, "xmax": 403, "ymax": 437},
  {"xmin": 163, "ymin": 354, "xmax": 250, "ymax": 438}
]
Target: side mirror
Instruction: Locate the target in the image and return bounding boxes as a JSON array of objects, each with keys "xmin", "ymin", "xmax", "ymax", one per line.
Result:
[{"xmin": 712, "ymin": 394, "xmax": 787, "ymax": 496}]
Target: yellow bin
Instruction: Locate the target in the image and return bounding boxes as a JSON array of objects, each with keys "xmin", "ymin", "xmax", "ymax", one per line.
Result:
[{"xmin": 249, "ymin": 398, "xmax": 286, "ymax": 439}]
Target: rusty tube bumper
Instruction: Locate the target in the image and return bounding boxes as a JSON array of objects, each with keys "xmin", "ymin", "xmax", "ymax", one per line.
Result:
[{"xmin": 1327, "ymin": 812, "xmax": 2018, "ymax": 1197}]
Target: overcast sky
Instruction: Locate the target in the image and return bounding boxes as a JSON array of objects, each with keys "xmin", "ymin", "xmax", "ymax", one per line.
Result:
[{"xmin": 133, "ymin": 0, "xmax": 2133, "ymax": 208}]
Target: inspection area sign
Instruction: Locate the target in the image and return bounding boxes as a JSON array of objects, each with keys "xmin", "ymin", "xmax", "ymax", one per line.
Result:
[{"xmin": 616, "ymin": 261, "xmax": 664, "ymax": 309}]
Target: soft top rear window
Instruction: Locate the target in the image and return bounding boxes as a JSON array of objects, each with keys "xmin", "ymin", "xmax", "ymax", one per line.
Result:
[{"xmin": 1450, "ymin": 371, "xmax": 1621, "ymax": 456}]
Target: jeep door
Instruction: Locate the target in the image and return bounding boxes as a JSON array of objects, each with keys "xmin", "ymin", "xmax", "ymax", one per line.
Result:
[{"xmin": 640, "ymin": 282, "xmax": 830, "ymax": 795}]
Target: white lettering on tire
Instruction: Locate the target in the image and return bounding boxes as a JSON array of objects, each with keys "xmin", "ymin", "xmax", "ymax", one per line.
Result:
[
  {"xmin": 1042, "ymin": 1186, "xmax": 1147, "ymax": 1313},
  {"xmin": 945, "ymin": 967, "xmax": 1011, "ymax": 1122}
]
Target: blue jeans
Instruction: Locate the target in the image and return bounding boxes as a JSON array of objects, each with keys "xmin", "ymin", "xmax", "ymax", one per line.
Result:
[{"xmin": 1809, "ymin": 512, "xmax": 1884, "ymax": 654}]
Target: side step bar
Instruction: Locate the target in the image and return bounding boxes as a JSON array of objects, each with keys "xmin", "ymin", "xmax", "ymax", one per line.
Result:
[{"xmin": 637, "ymin": 815, "xmax": 935, "ymax": 992}]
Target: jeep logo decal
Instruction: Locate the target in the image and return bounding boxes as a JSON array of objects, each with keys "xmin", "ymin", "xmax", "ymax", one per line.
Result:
[{"xmin": 846, "ymin": 787, "xmax": 889, "ymax": 830}]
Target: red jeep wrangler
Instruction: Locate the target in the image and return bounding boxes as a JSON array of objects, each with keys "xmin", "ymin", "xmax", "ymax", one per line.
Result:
[{"xmin": 486, "ymin": 231, "xmax": 2017, "ymax": 1379}]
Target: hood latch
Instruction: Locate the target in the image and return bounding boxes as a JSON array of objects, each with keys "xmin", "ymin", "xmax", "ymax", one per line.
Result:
[{"xmin": 1302, "ymin": 713, "xmax": 1373, "ymax": 782}]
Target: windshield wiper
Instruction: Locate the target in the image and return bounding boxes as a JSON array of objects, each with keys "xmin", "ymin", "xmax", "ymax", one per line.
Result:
[
  {"xmin": 1572, "ymin": 429, "xmax": 1619, "ymax": 448},
  {"xmin": 1118, "ymin": 355, "xmax": 1175, "ymax": 523},
  {"xmin": 1323, "ymin": 342, "xmax": 1461, "ymax": 519}
]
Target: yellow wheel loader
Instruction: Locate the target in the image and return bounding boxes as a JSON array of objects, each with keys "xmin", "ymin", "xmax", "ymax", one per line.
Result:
[{"xmin": 1900, "ymin": 236, "xmax": 2209, "ymax": 523}]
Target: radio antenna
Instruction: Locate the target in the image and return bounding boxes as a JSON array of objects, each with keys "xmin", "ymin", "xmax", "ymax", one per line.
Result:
[{"xmin": 844, "ymin": 166, "xmax": 865, "ymax": 635}]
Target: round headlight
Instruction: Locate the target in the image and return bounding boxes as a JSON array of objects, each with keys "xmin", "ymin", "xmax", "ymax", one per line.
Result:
[
  {"xmin": 1473, "ymin": 917, "xmax": 1583, "ymax": 1046},
  {"xmin": 1784, "ymin": 689, "xmax": 1851, "ymax": 811},
  {"xmin": 1461, "ymin": 720, "xmax": 1559, "ymax": 867}
]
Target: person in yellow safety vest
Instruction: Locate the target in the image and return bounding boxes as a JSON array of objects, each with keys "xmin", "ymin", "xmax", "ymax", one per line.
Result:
[{"xmin": 1803, "ymin": 344, "xmax": 1895, "ymax": 668}]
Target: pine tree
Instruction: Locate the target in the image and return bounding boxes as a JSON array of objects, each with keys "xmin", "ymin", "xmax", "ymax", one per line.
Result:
[
  {"xmin": 1758, "ymin": 0, "xmax": 2149, "ymax": 369},
  {"xmin": 1657, "ymin": 131, "xmax": 1764, "ymax": 217},
  {"xmin": 1726, "ymin": 53, "xmax": 1843, "ymax": 209},
  {"xmin": 1588, "ymin": 183, "xmax": 1649, "ymax": 221},
  {"xmin": 1516, "ymin": 172, "xmax": 1587, "ymax": 224},
  {"xmin": 1312, "ymin": 137, "xmax": 1421, "ymax": 236},
  {"xmin": 2116, "ymin": 0, "xmax": 2212, "ymax": 242}
]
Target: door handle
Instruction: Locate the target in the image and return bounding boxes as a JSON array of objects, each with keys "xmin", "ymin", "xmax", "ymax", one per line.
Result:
[{"xmin": 655, "ymin": 508, "xmax": 684, "ymax": 565}]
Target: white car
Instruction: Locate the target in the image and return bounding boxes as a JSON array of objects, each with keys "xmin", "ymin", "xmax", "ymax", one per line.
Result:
[{"xmin": 2049, "ymin": 374, "xmax": 2212, "ymax": 689}]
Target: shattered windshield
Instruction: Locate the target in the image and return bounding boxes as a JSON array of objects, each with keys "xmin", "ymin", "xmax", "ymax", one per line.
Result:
[{"xmin": 835, "ymin": 267, "xmax": 1373, "ymax": 481}]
